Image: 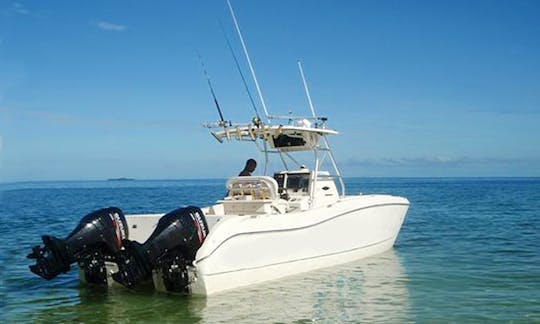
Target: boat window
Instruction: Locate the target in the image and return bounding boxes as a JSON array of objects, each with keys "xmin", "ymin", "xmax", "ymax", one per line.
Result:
[{"xmin": 286, "ymin": 173, "xmax": 310, "ymax": 193}]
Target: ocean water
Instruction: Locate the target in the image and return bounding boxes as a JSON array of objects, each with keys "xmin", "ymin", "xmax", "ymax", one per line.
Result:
[{"xmin": 1, "ymin": 178, "xmax": 539, "ymax": 323}]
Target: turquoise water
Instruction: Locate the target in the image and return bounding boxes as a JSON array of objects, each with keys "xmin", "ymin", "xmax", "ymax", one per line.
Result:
[{"xmin": 1, "ymin": 178, "xmax": 539, "ymax": 322}]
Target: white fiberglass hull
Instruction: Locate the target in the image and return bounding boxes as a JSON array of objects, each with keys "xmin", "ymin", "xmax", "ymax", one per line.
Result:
[
  {"xmin": 108, "ymin": 194, "xmax": 408, "ymax": 295},
  {"xmin": 190, "ymin": 194, "xmax": 409, "ymax": 295}
]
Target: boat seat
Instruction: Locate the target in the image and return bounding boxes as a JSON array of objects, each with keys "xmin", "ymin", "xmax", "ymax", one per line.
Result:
[{"xmin": 226, "ymin": 176, "xmax": 279, "ymax": 201}]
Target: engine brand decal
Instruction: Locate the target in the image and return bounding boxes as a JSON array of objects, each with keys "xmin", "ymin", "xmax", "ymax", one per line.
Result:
[
  {"xmin": 109, "ymin": 212, "xmax": 127, "ymax": 248},
  {"xmin": 190, "ymin": 211, "xmax": 207, "ymax": 244}
]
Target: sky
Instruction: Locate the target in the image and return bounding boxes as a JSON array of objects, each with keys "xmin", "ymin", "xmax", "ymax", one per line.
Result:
[{"xmin": 0, "ymin": 0, "xmax": 539, "ymax": 182}]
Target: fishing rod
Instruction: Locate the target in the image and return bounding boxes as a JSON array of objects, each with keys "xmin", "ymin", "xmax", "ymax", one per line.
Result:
[
  {"xmin": 219, "ymin": 19, "xmax": 261, "ymax": 123},
  {"xmin": 196, "ymin": 51, "xmax": 228, "ymax": 127}
]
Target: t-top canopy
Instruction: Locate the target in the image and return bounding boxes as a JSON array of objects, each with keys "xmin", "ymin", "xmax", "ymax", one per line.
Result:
[{"xmin": 209, "ymin": 124, "xmax": 338, "ymax": 152}]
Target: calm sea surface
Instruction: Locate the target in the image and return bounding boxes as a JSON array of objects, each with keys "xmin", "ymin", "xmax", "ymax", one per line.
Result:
[{"xmin": 1, "ymin": 178, "xmax": 539, "ymax": 323}]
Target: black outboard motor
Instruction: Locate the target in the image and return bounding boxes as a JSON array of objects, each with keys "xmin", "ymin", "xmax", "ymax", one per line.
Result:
[
  {"xmin": 27, "ymin": 207, "xmax": 129, "ymax": 284},
  {"xmin": 113, "ymin": 206, "xmax": 208, "ymax": 293}
]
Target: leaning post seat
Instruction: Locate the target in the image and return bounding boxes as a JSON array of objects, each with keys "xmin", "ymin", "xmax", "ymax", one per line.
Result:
[
  {"xmin": 226, "ymin": 176, "xmax": 279, "ymax": 201},
  {"xmin": 221, "ymin": 176, "xmax": 286, "ymax": 215}
]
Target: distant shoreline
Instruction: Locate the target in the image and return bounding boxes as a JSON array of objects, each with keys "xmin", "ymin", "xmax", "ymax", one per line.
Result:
[{"xmin": 1, "ymin": 177, "xmax": 540, "ymax": 187}]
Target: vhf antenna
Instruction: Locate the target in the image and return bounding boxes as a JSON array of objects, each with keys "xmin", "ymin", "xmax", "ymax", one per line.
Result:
[
  {"xmin": 226, "ymin": 0, "xmax": 270, "ymax": 122},
  {"xmin": 297, "ymin": 60, "xmax": 318, "ymax": 119},
  {"xmin": 219, "ymin": 19, "xmax": 261, "ymax": 122}
]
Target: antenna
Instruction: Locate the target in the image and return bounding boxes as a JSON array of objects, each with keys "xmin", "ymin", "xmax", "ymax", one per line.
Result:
[
  {"xmin": 196, "ymin": 51, "xmax": 227, "ymax": 127},
  {"xmin": 297, "ymin": 60, "xmax": 317, "ymax": 118},
  {"xmin": 226, "ymin": 0, "xmax": 270, "ymax": 121},
  {"xmin": 219, "ymin": 19, "xmax": 261, "ymax": 121}
]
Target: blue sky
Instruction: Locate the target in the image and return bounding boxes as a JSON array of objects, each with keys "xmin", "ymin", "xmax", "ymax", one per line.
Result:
[{"xmin": 1, "ymin": 0, "xmax": 539, "ymax": 182}]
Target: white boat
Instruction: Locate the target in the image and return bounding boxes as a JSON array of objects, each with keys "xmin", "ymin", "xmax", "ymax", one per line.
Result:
[
  {"xmin": 27, "ymin": 1, "xmax": 409, "ymax": 296},
  {"xmin": 118, "ymin": 120, "xmax": 409, "ymax": 296}
]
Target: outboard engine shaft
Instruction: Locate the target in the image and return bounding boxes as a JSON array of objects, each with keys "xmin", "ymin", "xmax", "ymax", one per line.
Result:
[
  {"xmin": 27, "ymin": 207, "xmax": 129, "ymax": 283},
  {"xmin": 113, "ymin": 206, "xmax": 208, "ymax": 293}
]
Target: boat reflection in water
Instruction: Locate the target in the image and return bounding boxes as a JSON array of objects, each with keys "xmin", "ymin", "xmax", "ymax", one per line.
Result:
[{"xmin": 192, "ymin": 249, "xmax": 410, "ymax": 323}]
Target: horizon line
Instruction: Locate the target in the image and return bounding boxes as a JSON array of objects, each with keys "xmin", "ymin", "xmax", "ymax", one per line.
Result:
[{"xmin": 2, "ymin": 176, "xmax": 540, "ymax": 186}]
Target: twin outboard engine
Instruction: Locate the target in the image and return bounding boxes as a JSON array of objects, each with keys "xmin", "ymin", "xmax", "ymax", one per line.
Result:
[
  {"xmin": 28, "ymin": 206, "xmax": 209, "ymax": 293},
  {"xmin": 27, "ymin": 207, "xmax": 129, "ymax": 284},
  {"xmin": 113, "ymin": 206, "xmax": 208, "ymax": 293}
]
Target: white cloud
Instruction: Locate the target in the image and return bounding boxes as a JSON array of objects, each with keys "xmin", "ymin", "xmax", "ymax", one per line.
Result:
[
  {"xmin": 12, "ymin": 2, "xmax": 29, "ymax": 15},
  {"xmin": 344, "ymin": 156, "xmax": 540, "ymax": 168},
  {"xmin": 0, "ymin": 106, "xmax": 186, "ymax": 130},
  {"xmin": 96, "ymin": 21, "xmax": 127, "ymax": 32}
]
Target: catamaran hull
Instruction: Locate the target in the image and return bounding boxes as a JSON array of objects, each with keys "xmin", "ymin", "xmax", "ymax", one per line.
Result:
[{"xmin": 189, "ymin": 195, "xmax": 409, "ymax": 295}]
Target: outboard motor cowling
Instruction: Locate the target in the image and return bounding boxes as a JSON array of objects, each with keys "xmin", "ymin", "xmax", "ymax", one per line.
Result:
[
  {"xmin": 113, "ymin": 206, "xmax": 208, "ymax": 293},
  {"xmin": 27, "ymin": 207, "xmax": 128, "ymax": 283}
]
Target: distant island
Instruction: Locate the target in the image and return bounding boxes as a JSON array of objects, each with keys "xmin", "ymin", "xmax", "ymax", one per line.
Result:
[{"xmin": 107, "ymin": 178, "xmax": 135, "ymax": 181}]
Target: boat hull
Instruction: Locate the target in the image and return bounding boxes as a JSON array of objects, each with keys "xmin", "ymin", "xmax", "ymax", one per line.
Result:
[
  {"xmin": 190, "ymin": 194, "xmax": 409, "ymax": 295},
  {"xmin": 88, "ymin": 194, "xmax": 408, "ymax": 295}
]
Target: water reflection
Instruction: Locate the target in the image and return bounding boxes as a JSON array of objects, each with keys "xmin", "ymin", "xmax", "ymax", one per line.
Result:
[
  {"xmin": 27, "ymin": 283, "xmax": 202, "ymax": 323},
  {"xmin": 192, "ymin": 249, "xmax": 410, "ymax": 323},
  {"xmin": 21, "ymin": 250, "xmax": 409, "ymax": 323}
]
